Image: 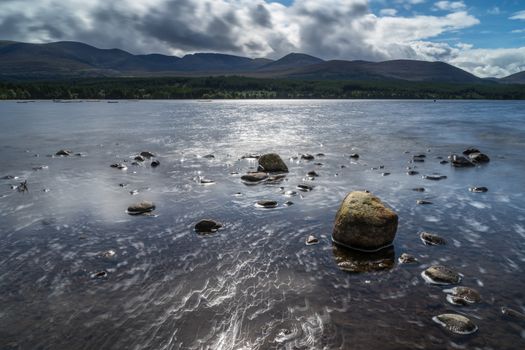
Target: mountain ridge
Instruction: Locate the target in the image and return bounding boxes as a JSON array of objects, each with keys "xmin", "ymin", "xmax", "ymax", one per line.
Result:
[{"xmin": 0, "ymin": 40, "xmax": 522, "ymax": 83}]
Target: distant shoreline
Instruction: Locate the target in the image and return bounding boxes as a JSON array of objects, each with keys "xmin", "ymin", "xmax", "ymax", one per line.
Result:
[{"xmin": 1, "ymin": 76, "xmax": 525, "ymax": 100}]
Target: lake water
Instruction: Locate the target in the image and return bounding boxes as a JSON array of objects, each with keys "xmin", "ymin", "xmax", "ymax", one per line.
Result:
[{"xmin": 0, "ymin": 100, "xmax": 524, "ymax": 350}]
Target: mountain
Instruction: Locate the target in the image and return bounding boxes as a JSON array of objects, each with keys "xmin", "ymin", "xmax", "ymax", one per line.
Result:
[
  {"xmin": 275, "ymin": 59, "xmax": 483, "ymax": 83},
  {"xmin": 0, "ymin": 40, "xmax": 497, "ymax": 84},
  {"xmin": 0, "ymin": 40, "xmax": 271, "ymax": 79},
  {"xmin": 257, "ymin": 53, "xmax": 324, "ymax": 72},
  {"xmin": 501, "ymin": 71, "xmax": 525, "ymax": 84}
]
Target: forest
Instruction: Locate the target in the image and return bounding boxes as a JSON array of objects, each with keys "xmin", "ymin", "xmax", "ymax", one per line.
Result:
[{"xmin": 1, "ymin": 76, "xmax": 524, "ymax": 100}]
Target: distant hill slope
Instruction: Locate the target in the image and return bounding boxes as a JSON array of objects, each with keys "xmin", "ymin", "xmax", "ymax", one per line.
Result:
[
  {"xmin": 257, "ymin": 53, "xmax": 324, "ymax": 72},
  {"xmin": 0, "ymin": 40, "xmax": 498, "ymax": 84},
  {"xmin": 276, "ymin": 59, "xmax": 484, "ymax": 83},
  {"xmin": 0, "ymin": 40, "xmax": 271, "ymax": 79},
  {"xmin": 501, "ymin": 71, "xmax": 525, "ymax": 84}
]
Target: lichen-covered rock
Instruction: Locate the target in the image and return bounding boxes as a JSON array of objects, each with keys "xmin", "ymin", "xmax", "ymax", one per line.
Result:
[
  {"xmin": 421, "ymin": 265, "xmax": 461, "ymax": 285},
  {"xmin": 332, "ymin": 191, "xmax": 398, "ymax": 251},
  {"xmin": 257, "ymin": 153, "xmax": 288, "ymax": 173},
  {"xmin": 444, "ymin": 287, "xmax": 481, "ymax": 305},
  {"xmin": 432, "ymin": 314, "xmax": 478, "ymax": 335},
  {"xmin": 420, "ymin": 231, "xmax": 446, "ymax": 245}
]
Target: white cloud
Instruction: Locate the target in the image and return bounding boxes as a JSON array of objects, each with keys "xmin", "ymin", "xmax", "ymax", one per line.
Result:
[
  {"xmin": 379, "ymin": 8, "xmax": 397, "ymax": 16},
  {"xmin": 510, "ymin": 10, "xmax": 525, "ymax": 20},
  {"xmin": 433, "ymin": 1, "xmax": 466, "ymax": 12},
  {"xmin": 0, "ymin": 0, "xmax": 522, "ymax": 77},
  {"xmin": 512, "ymin": 29, "xmax": 525, "ymax": 34}
]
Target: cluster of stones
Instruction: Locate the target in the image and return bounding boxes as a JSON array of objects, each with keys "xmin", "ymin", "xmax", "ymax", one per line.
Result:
[{"xmin": 329, "ymin": 187, "xmax": 485, "ymax": 335}]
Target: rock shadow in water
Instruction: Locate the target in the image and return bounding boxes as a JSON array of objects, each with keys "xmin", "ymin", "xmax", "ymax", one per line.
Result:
[{"xmin": 332, "ymin": 243, "xmax": 395, "ymax": 273}]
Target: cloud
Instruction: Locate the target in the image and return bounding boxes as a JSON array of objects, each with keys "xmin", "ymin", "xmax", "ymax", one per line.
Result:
[
  {"xmin": 433, "ymin": 1, "xmax": 466, "ymax": 12},
  {"xmin": 0, "ymin": 0, "xmax": 522, "ymax": 77},
  {"xmin": 379, "ymin": 8, "xmax": 397, "ymax": 16},
  {"xmin": 510, "ymin": 10, "xmax": 525, "ymax": 20}
]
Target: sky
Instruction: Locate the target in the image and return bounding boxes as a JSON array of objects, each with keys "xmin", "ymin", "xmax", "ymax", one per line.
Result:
[{"xmin": 1, "ymin": 0, "xmax": 524, "ymax": 77}]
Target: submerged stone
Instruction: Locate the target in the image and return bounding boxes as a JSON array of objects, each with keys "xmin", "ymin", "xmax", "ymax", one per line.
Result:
[
  {"xmin": 151, "ymin": 160, "xmax": 160, "ymax": 167},
  {"xmin": 463, "ymin": 148, "xmax": 480, "ymax": 156},
  {"xmin": 501, "ymin": 307, "xmax": 525, "ymax": 321},
  {"xmin": 450, "ymin": 154, "xmax": 474, "ymax": 168},
  {"xmin": 432, "ymin": 314, "xmax": 478, "ymax": 335},
  {"xmin": 332, "ymin": 191, "xmax": 398, "ymax": 251},
  {"xmin": 256, "ymin": 200, "xmax": 278, "ymax": 208},
  {"xmin": 241, "ymin": 172, "xmax": 268, "ymax": 183},
  {"xmin": 56, "ymin": 149, "xmax": 72, "ymax": 156},
  {"xmin": 469, "ymin": 186, "xmax": 488, "ymax": 193},
  {"xmin": 444, "ymin": 287, "xmax": 481, "ymax": 305},
  {"xmin": 301, "ymin": 154, "xmax": 315, "ymax": 160},
  {"xmin": 420, "ymin": 231, "xmax": 446, "ymax": 245},
  {"xmin": 422, "ymin": 265, "xmax": 461, "ymax": 285},
  {"xmin": 140, "ymin": 151, "xmax": 155, "ymax": 159},
  {"xmin": 423, "ymin": 174, "xmax": 447, "ymax": 180},
  {"xmin": 469, "ymin": 152, "xmax": 490, "ymax": 164},
  {"xmin": 333, "ymin": 244, "xmax": 395, "ymax": 273},
  {"xmin": 306, "ymin": 235, "xmax": 319, "ymax": 245},
  {"xmin": 297, "ymin": 184, "xmax": 314, "ymax": 192},
  {"xmin": 91, "ymin": 270, "xmax": 108, "ymax": 279},
  {"xmin": 398, "ymin": 253, "xmax": 418, "ymax": 264}
]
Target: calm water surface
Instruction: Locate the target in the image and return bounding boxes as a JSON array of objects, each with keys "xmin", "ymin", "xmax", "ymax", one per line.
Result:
[{"xmin": 0, "ymin": 100, "xmax": 524, "ymax": 349}]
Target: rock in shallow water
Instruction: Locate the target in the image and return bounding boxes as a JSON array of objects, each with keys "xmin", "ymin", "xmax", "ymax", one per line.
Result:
[
  {"xmin": 469, "ymin": 152, "xmax": 490, "ymax": 164},
  {"xmin": 432, "ymin": 314, "xmax": 478, "ymax": 335},
  {"xmin": 444, "ymin": 287, "xmax": 481, "ymax": 305},
  {"xmin": 257, "ymin": 153, "xmax": 288, "ymax": 173},
  {"xmin": 241, "ymin": 172, "xmax": 268, "ymax": 183},
  {"xmin": 420, "ymin": 231, "xmax": 446, "ymax": 245},
  {"xmin": 140, "ymin": 151, "xmax": 155, "ymax": 159},
  {"xmin": 305, "ymin": 235, "xmax": 319, "ymax": 245},
  {"xmin": 127, "ymin": 201, "xmax": 155, "ymax": 215},
  {"xmin": 56, "ymin": 149, "xmax": 72, "ymax": 156},
  {"xmin": 422, "ymin": 265, "xmax": 462, "ymax": 285},
  {"xmin": 332, "ymin": 191, "xmax": 398, "ymax": 251},
  {"xmin": 450, "ymin": 154, "xmax": 474, "ymax": 168},
  {"xmin": 469, "ymin": 186, "xmax": 488, "ymax": 193},
  {"xmin": 256, "ymin": 200, "xmax": 278, "ymax": 208},
  {"xmin": 398, "ymin": 253, "xmax": 418, "ymax": 264},
  {"xmin": 195, "ymin": 219, "xmax": 222, "ymax": 233}
]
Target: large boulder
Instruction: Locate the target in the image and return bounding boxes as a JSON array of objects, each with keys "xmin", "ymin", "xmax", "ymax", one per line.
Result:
[
  {"xmin": 332, "ymin": 191, "xmax": 398, "ymax": 251},
  {"xmin": 257, "ymin": 153, "xmax": 288, "ymax": 173}
]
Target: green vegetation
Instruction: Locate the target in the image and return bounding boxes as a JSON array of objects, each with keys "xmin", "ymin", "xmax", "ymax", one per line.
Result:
[{"xmin": 1, "ymin": 76, "xmax": 524, "ymax": 100}]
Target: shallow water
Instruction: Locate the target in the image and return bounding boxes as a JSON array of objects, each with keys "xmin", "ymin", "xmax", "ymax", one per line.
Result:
[{"xmin": 0, "ymin": 100, "xmax": 524, "ymax": 349}]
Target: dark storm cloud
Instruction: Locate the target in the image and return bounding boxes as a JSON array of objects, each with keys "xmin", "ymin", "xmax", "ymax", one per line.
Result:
[
  {"xmin": 137, "ymin": 0, "xmax": 240, "ymax": 52},
  {"xmin": 251, "ymin": 4, "xmax": 272, "ymax": 27}
]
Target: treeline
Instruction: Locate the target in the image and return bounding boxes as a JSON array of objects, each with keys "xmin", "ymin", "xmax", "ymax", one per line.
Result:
[{"xmin": 1, "ymin": 76, "xmax": 524, "ymax": 100}]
